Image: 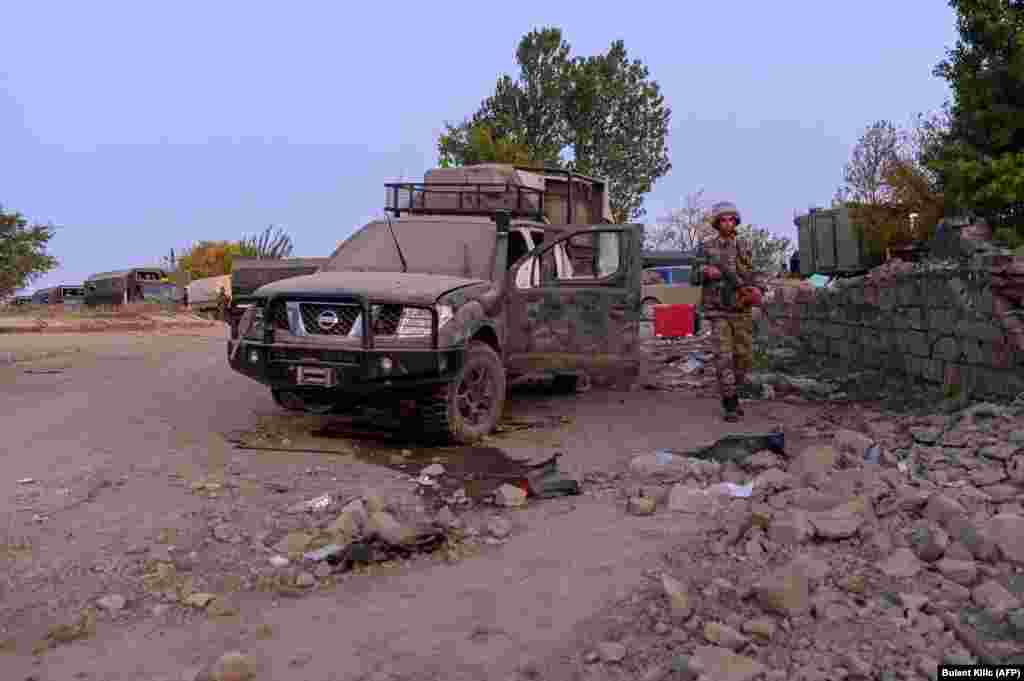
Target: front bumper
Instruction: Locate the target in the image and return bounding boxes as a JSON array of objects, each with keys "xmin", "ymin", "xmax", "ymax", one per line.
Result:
[{"xmin": 228, "ymin": 339, "xmax": 464, "ymax": 395}]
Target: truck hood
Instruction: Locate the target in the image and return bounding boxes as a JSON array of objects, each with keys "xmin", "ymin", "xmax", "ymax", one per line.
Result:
[{"xmin": 254, "ymin": 271, "xmax": 488, "ymax": 306}]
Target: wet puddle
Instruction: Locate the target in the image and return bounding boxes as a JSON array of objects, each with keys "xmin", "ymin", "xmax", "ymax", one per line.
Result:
[{"xmin": 228, "ymin": 409, "xmax": 574, "ymax": 503}]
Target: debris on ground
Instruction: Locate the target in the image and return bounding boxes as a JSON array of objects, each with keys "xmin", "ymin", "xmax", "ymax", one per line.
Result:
[{"xmin": 592, "ymin": 395, "xmax": 1024, "ymax": 679}]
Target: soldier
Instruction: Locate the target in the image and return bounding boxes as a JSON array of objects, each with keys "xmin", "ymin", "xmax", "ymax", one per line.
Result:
[{"xmin": 689, "ymin": 201, "xmax": 763, "ymax": 422}]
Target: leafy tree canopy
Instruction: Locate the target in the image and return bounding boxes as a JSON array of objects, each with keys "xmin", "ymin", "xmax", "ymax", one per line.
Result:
[
  {"xmin": 438, "ymin": 27, "xmax": 672, "ymax": 223},
  {"xmin": 0, "ymin": 205, "xmax": 58, "ymax": 298},
  {"xmin": 931, "ymin": 0, "xmax": 1024, "ymax": 239}
]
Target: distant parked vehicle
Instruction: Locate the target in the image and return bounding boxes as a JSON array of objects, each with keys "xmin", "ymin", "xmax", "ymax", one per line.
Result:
[
  {"xmin": 31, "ymin": 285, "xmax": 86, "ymax": 308},
  {"xmin": 84, "ymin": 267, "xmax": 176, "ymax": 306}
]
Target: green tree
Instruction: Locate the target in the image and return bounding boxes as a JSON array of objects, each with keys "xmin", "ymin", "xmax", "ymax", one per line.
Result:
[
  {"xmin": 239, "ymin": 225, "xmax": 294, "ymax": 259},
  {"xmin": 176, "ymin": 241, "xmax": 244, "ymax": 280},
  {"xmin": 437, "ymin": 27, "xmax": 672, "ymax": 222},
  {"xmin": 0, "ymin": 205, "xmax": 59, "ymax": 298},
  {"xmin": 932, "ymin": 0, "xmax": 1024, "ymax": 241},
  {"xmin": 438, "ymin": 123, "xmax": 538, "ymax": 168}
]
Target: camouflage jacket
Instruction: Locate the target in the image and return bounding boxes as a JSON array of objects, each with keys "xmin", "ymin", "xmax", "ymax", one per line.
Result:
[{"xmin": 689, "ymin": 235, "xmax": 758, "ymax": 316}]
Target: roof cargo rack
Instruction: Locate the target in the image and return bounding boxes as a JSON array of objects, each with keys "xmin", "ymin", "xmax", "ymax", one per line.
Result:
[{"xmin": 384, "ymin": 164, "xmax": 612, "ymax": 226}]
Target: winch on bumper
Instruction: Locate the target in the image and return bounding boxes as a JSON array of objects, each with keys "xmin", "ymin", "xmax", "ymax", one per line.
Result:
[{"xmin": 228, "ymin": 294, "xmax": 464, "ymax": 394}]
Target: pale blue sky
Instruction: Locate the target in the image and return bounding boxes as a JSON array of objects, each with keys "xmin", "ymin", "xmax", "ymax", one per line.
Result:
[{"xmin": 3, "ymin": 1, "xmax": 958, "ymax": 292}]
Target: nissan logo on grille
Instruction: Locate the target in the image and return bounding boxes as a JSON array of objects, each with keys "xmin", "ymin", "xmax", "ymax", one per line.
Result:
[{"xmin": 317, "ymin": 309, "xmax": 340, "ymax": 331}]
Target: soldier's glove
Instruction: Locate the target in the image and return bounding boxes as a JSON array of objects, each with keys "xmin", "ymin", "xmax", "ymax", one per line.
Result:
[
  {"xmin": 703, "ymin": 265, "xmax": 722, "ymax": 281},
  {"xmin": 737, "ymin": 286, "xmax": 763, "ymax": 310}
]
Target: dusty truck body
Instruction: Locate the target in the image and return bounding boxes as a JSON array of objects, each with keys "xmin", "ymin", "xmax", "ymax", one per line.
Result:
[
  {"xmin": 228, "ymin": 165, "xmax": 643, "ymax": 443},
  {"xmin": 84, "ymin": 267, "xmax": 176, "ymax": 306},
  {"xmin": 228, "ymin": 257, "xmax": 328, "ymax": 325}
]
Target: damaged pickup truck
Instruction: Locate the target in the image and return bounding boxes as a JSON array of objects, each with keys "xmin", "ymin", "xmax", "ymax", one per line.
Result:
[{"xmin": 228, "ymin": 165, "xmax": 643, "ymax": 443}]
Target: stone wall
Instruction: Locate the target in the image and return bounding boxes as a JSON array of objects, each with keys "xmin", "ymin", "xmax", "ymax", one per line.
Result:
[{"xmin": 756, "ymin": 253, "xmax": 1024, "ymax": 400}]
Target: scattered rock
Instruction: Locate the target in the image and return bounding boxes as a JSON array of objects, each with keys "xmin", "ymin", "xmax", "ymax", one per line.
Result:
[
  {"xmin": 754, "ymin": 563, "xmax": 810, "ymax": 616},
  {"xmin": 1008, "ymin": 456, "xmax": 1024, "ymax": 484},
  {"xmin": 97, "ymin": 594, "xmax": 126, "ymax": 613},
  {"xmin": 744, "ymin": 451, "xmax": 783, "ymax": 471},
  {"xmin": 877, "ymin": 548, "xmax": 923, "ymax": 579},
  {"xmin": 768, "ymin": 510, "xmax": 814, "ymax": 545},
  {"xmin": 274, "ymin": 531, "xmax": 312, "ymax": 556},
  {"xmin": 662, "ymin": 574, "xmax": 692, "ymax": 619},
  {"xmin": 834, "ymin": 429, "xmax": 874, "ymax": 458},
  {"xmin": 807, "ymin": 508, "xmax": 863, "ymax": 540},
  {"xmin": 327, "ymin": 510, "xmax": 361, "ymax": 539},
  {"xmin": 597, "ymin": 641, "xmax": 627, "ymax": 663},
  {"xmin": 841, "ymin": 652, "xmax": 873, "ymax": 678},
  {"xmin": 917, "ymin": 656, "xmax": 939, "ymax": 680},
  {"xmin": 435, "ymin": 507, "xmax": 459, "ymax": 529},
  {"xmin": 207, "ymin": 598, "xmax": 238, "ymax": 618},
  {"xmin": 906, "ymin": 523, "xmax": 949, "ymax": 562},
  {"xmin": 210, "ymin": 651, "xmax": 255, "ymax": 681},
  {"xmin": 628, "ymin": 494, "xmax": 658, "ymax": 516},
  {"xmin": 289, "ymin": 649, "xmax": 313, "ymax": 668},
  {"xmin": 790, "ymin": 445, "xmax": 838, "ymax": 485},
  {"xmin": 987, "ymin": 514, "xmax": 1024, "ymax": 564},
  {"xmin": 486, "ymin": 516, "xmax": 512, "ymax": 539},
  {"xmin": 838, "ymin": 574, "xmax": 867, "ymax": 595},
  {"xmin": 946, "ymin": 515, "xmax": 1000, "ymax": 562},
  {"xmin": 923, "ymin": 494, "xmax": 967, "ymax": 527},
  {"xmin": 362, "ymin": 491, "xmax": 386, "ymax": 514},
  {"xmin": 366, "ymin": 511, "xmax": 415, "ymax": 545},
  {"xmin": 703, "ymin": 621, "xmax": 748, "ymax": 651},
  {"xmin": 692, "ymin": 645, "xmax": 767, "ymax": 681},
  {"xmin": 791, "ymin": 554, "xmax": 831, "ymax": 581},
  {"xmin": 741, "ymin": 618, "xmax": 776, "ymax": 641},
  {"xmin": 667, "ymin": 484, "xmax": 719, "ymax": 514},
  {"xmin": 185, "ymin": 593, "xmax": 216, "ymax": 609},
  {"xmin": 268, "ymin": 555, "xmax": 289, "ymax": 568},
  {"xmin": 494, "ymin": 484, "xmax": 527, "ymax": 508},
  {"xmin": 936, "ymin": 559, "xmax": 978, "ymax": 586},
  {"xmin": 421, "ymin": 463, "xmax": 446, "ymax": 477},
  {"xmin": 972, "ymin": 580, "xmax": 1022, "ymax": 615}
]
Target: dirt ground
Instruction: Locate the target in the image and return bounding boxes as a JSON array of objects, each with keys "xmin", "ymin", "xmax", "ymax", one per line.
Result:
[{"xmin": 1, "ymin": 326, "xmax": 1022, "ymax": 681}]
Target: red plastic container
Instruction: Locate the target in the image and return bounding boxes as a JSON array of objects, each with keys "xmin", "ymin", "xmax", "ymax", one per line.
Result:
[{"xmin": 654, "ymin": 304, "xmax": 695, "ymax": 338}]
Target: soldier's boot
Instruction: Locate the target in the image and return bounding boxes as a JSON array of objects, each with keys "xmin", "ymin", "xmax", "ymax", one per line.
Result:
[{"xmin": 722, "ymin": 396, "xmax": 740, "ymax": 422}]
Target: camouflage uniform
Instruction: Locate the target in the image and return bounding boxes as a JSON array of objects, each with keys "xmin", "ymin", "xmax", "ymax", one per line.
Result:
[{"xmin": 690, "ymin": 202, "xmax": 759, "ymax": 420}]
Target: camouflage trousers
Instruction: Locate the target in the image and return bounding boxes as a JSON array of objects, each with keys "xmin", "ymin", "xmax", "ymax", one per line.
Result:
[{"xmin": 710, "ymin": 314, "xmax": 753, "ymax": 399}]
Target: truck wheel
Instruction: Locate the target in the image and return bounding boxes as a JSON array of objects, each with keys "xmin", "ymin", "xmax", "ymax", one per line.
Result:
[
  {"xmin": 641, "ymin": 297, "xmax": 660, "ymax": 321},
  {"xmin": 421, "ymin": 341, "xmax": 506, "ymax": 444}
]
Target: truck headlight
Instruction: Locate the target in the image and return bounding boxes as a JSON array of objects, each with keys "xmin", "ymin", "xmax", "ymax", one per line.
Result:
[
  {"xmin": 395, "ymin": 305, "xmax": 454, "ymax": 339},
  {"xmin": 396, "ymin": 307, "xmax": 432, "ymax": 338}
]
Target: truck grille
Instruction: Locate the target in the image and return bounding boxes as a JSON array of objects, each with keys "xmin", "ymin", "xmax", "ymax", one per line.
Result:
[
  {"xmin": 371, "ymin": 304, "xmax": 403, "ymax": 336},
  {"xmin": 269, "ymin": 302, "xmax": 289, "ymax": 331},
  {"xmin": 299, "ymin": 303, "xmax": 362, "ymax": 336}
]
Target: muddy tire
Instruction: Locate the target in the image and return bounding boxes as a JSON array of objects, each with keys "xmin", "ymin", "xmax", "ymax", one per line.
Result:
[
  {"xmin": 641, "ymin": 297, "xmax": 660, "ymax": 322},
  {"xmin": 420, "ymin": 341, "xmax": 506, "ymax": 444}
]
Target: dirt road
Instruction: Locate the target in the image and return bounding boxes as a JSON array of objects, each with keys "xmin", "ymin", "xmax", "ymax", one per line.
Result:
[{"xmin": 0, "ymin": 327, "xmax": 830, "ymax": 680}]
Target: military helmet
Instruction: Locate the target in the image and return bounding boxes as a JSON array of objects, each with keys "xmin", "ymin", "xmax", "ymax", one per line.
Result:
[{"xmin": 710, "ymin": 201, "xmax": 741, "ymax": 229}]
